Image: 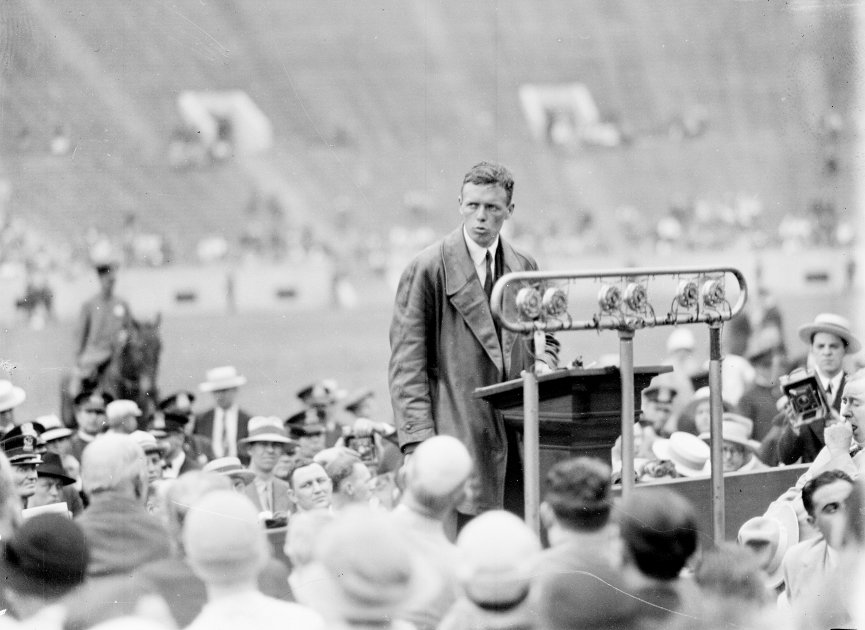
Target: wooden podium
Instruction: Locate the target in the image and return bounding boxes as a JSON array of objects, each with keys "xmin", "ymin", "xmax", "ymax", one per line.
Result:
[{"xmin": 474, "ymin": 365, "xmax": 671, "ymax": 485}]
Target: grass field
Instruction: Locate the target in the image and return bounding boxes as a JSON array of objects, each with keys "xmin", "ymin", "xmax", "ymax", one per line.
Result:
[{"xmin": 0, "ymin": 287, "xmax": 853, "ymax": 423}]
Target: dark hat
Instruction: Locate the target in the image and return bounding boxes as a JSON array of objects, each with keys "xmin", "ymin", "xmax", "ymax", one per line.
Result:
[
  {"xmin": 72, "ymin": 390, "xmax": 113, "ymax": 409},
  {"xmin": 147, "ymin": 412, "xmax": 188, "ymax": 437},
  {"xmin": 36, "ymin": 452, "xmax": 75, "ymax": 486},
  {"xmin": 296, "ymin": 379, "xmax": 344, "ymax": 407},
  {"xmin": 284, "ymin": 409, "xmax": 326, "ymax": 439},
  {"xmin": 2, "ymin": 423, "xmax": 45, "ymax": 465},
  {"xmin": 158, "ymin": 390, "xmax": 196, "ymax": 415},
  {"xmin": 2, "ymin": 513, "xmax": 89, "ymax": 598},
  {"xmin": 342, "ymin": 388, "xmax": 374, "ymax": 414}
]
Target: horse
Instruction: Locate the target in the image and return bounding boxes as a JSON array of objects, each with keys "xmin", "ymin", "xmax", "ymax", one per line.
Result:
[{"xmin": 60, "ymin": 314, "xmax": 163, "ymax": 427}]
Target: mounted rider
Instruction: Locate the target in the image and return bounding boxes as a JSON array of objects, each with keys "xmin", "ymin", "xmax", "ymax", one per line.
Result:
[{"xmin": 70, "ymin": 247, "xmax": 132, "ymax": 399}]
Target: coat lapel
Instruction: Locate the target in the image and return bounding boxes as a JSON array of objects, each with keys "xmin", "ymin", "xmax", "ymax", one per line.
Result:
[{"xmin": 443, "ymin": 229, "xmax": 504, "ymax": 373}]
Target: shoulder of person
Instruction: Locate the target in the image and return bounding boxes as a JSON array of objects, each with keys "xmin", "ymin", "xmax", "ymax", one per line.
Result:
[{"xmin": 502, "ymin": 238, "xmax": 539, "ymax": 270}]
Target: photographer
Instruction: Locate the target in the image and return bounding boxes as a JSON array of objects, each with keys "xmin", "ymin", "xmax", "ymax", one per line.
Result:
[{"xmin": 776, "ymin": 314, "xmax": 860, "ymax": 465}]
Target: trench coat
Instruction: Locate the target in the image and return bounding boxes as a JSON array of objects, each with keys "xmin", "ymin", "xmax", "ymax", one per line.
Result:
[{"xmin": 388, "ymin": 228, "xmax": 539, "ymax": 514}]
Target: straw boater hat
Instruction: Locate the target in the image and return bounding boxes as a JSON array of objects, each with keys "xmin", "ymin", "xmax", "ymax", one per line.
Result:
[
  {"xmin": 797, "ymin": 313, "xmax": 861, "ymax": 354},
  {"xmin": 239, "ymin": 417, "xmax": 297, "ymax": 446},
  {"xmin": 203, "ymin": 456, "xmax": 256, "ymax": 484},
  {"xmin": 651, "ymin": 431, "xmax": 710, "ymax": 477},
  {"xmin": 699, "ymin": 418, "xmax": 761, "ymax": 453},
  {"xmin": 199, "ymin": 366, "xmax": 247, "ymax": 393},
  {"xmin": 738, "ymin": 501, "xmax": 799, "ymax": 589},
  {"xmin": 35, "ymin": 415, "xmax": 74, "ymax": 444},
  {"xmin": 0, "ymin": 381, "xmax": 26, "ymax": 414}
]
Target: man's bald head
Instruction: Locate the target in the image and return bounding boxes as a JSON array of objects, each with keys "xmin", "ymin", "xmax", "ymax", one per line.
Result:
[
  {"xmin": 405, "ymin": 436, "xmax": 473, "ymax": 515},
  {"xmin": 81, "ymin": 433, "xmax": 147, "ymax": 499}
]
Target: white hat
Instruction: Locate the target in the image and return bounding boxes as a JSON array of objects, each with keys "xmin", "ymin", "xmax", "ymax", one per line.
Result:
[
  {"xmin": 738, "ymin": 501, "xmax": 799, "ymax": 588},
  {"xmin": 203, "ymin": 457, "xmax": 256, "ymax": 484},
  {"xmin": 667, "ymin": 328, "xmax": 696, "ymax": 354},
  {"xmin": 35, "ymin": 415, "xmax": 74, "ymax": 443},
  {"xmin": 238, "ymin": 417, "xmax": 296, "ymax": 445},
  {"xmin": 798, "ymin": 313, "xmax": 861, "ymax": 354},
  {"xmin": 698, "ymin": 413, "xmax": 760, "ymax": 452},
  {"xmin": 129, "ymin": 430, "xmax": 165, "ymax": 454},
  {"xmin": 106, "ymin": 400, "xmax": 141, "ymax": 423},
  {"xmin": 652, "ymin": 432, "xmax": 710, "ymax": 477},
  {"xmin": 199, "ymin": 366, "xmax": 247, "ymax": 392},
  {"xmin": 0, "ymin": 381, "xmax": 26, "ymax": 413}
]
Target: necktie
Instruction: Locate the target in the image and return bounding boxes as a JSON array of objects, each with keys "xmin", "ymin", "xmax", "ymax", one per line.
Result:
[{"xmin": 483, "ymin": 250, "xmax": 493, "ymax": 302}]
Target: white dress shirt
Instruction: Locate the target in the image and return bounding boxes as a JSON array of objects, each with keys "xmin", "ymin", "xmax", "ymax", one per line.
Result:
[
  {"xmin": 463, "ymin": 227, "xmax": 499, "ymax": 287},
  {"xmin": 212, "ymin": 405, "xmax": 239, "ymax": 458}
]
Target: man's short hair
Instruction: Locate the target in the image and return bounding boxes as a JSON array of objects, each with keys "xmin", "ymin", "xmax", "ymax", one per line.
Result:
[
  {"xmin": 462, "ymin": 161, "xmax": 515, "ymax": 205},
  {"xmin": 801, "ymin": 469, "xmax": 854, "ymax": 518},
  {"xmin": 81, "ymin": 433, "xmax": 146, "ymax": 496},
  {"xmin": 285, "ymin": 457, "xmax": 317, "ymax": 489},
  {"xmin": 325, "ymin": 451, "xmax": 362, "ymax": 494},
  {"xmin": 618, "ymin": 489, "xmax": 699, "ymax": 581},
  {"xmin": 544, "ymin": 457, "xmax": 611, "ymax": 531}
]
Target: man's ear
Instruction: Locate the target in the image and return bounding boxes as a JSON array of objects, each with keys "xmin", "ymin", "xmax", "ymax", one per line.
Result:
[
  {"xmin": 287, "ymin": 488, "xmax": 298, "ymax": 506},
  {"xmin": 342, "ymin": 481, "xmax": 354, "ymax": 498},
  {"xmin": 806, "ymin": 513, "xmax": 816, "ymax": 528}
]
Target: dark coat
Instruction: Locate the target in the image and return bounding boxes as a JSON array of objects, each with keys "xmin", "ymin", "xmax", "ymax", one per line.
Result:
[
  {"xmin": 193, "ymin": 407, "xmax": 252, "ymax": 454},
  {"xmin": 388, "ymin": 228, "xmax": 538, "ymax": 514},
  {"xmin": 777, "ymin": 373, "xmax": 846, "ymax": 464}
]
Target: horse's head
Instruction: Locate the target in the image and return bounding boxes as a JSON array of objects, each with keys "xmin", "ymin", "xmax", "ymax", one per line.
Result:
[{"xmin": 117, "ymin": 313, "xmax": 162, "ymax": 394}]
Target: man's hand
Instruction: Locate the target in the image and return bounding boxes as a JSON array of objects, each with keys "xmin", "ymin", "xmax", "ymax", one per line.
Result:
[
  {"xmin": 824, "ymin": 418, "xmax": 853, "ymax": 456},
  {"xmin": 779, "ymin": 396, "xmax": 801, "ymax": 436}
]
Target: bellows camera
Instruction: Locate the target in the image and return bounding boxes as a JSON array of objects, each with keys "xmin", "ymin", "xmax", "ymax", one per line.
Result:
[{"xmin": 779, "ymin": 369, "xmax": 830, "ymax": 427}]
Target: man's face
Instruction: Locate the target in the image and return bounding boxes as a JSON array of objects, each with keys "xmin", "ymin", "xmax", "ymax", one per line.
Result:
[
  {"xmin": 722, "ymin": 441, "xmax": 748, "ymax": 472},
  {"xmin": 459, "ymin": 182, "xmax": 513, "ymax": 249},
  {"xmin": 249, "ymin": 441, "xmax": 283, "ymax": 473},
  {"xmin": 145, "ymin": 451, "xmax": 163, "ymax": 483},
  {"xmin": 213, "ymin": 388, "xmax": 238, "ymax": 410},
  {"xmin": 97, "ymin": 268, "xmax": 116, "ymax": 295},
  {"xmin": 298, "ymin": 433, "xmax": 325, "ymax": 458},
  {"xmin": 811, "ymin": 332, "xmax": 846, "ymax": 378},
  {"xmin": 30, "ymin": 476, "xmax": 63, "ymax": 507},
  {"xmin": 13, "ymin": 464, "xmax": 38, "ymax": 499},
  {"xmin": 47, "ymin": 437, "xmax": 73, "ymax": 458},
  {"xmin": 642, "ymin": 389, "xmax": 674, "ymax": 430},
  {"xmin": 840, "ymin": 379, "xmax": 865, "ymax": 446},
  {"xmin": 76, "ymin": 403, "xmax": 106, "ymax": 435},
  {"xmin": 289, "ymin": 463, "xmax": 333, "ymax": 511},
  {"xmin": 808, "ymin": 479, "xmax": 853, "ymax": 549}
]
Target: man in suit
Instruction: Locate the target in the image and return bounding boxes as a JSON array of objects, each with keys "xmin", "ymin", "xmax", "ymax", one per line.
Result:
[
  {"xmin": 240, "ymin": 417, "xmax": 296, "ymax": 519},
  {"xmin": 777, "ymin": 313, "xmax": 860, "ymax": 464},
  {"xmin": 782, "ymin": 469, "xmax": 854, "ymax": 623},
  {"xmin": 389, "ymin": 161, "xmax": 558, "ymax": 526},
  {"xmin": 150, "ymin": 412, "xmax": 200, "ymax": 479},
  {"xmin": 194, "ymin": 366, "xmax": 253, "ymax": 460}
]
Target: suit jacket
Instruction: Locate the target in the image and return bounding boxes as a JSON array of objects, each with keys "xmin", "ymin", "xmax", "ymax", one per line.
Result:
[
  {"xmin": 777, "ymin": 373, "xmax": 846, "ymax": 465},
  {"xmin": 389, "ymin": 228, "xmax": 539, "ymax": 514},
  {"xmin": 193, "ymin": 407, "xmax": 252, "ymax": 456},
  {"xmin": 782, "ymin": 537, "xmax": 835, "ymax": 608},
  {"xmin": 243, "ymin": 476, "xmax": 292, "ymax": 515}
]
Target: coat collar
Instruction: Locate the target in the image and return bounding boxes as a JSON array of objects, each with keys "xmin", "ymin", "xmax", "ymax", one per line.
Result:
[{"xmin": 442, "ymin": 228, "xmax": 524, "ymax": 374}]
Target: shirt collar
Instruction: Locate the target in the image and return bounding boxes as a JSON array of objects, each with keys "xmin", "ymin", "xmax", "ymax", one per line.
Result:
[{"xmin": 463, "ymin": 226, "xmax": 499, "ymax": 267}]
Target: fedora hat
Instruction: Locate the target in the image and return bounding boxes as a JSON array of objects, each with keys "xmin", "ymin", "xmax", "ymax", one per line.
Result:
[
  {"xmin": 203, "ymin": 456, "xmax": 256, "ymax": 484},
  {"xmin": 199, "ymin": 366, "xmax": 247, "ymax": 393},
  {"xmin": 0, "ymin": 381, "xmax": 25, "ymax": 414},
  {"xmin": 738, "ymin": 501, "xmax": 799, "ymax": 588},
  {"xmin": 798, "ymin": 313, "xmax": 861, "ymax": 354},
  {"xmin": 699, "ymin": 416, "xmax": 760, "ymax": 452},
  {"xmin": 651, "ymin": 432, "xmax": 710, "ymax": 477},
  {"xmin": 239, "ymin": 416, "xmax": 296, "ymax": 446}
]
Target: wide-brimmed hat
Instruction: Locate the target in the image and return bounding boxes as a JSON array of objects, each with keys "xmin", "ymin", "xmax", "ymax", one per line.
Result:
[
  {"xmin": 667, "ymin": 328, "xmax": 696, "ymax": 354},
  {"xmin": 699, "ymin": 415, "xmax": 760, "ymax": 452},
  {"xmin": 35, "ymin": 415, "xmax": 73, "ymax": 443},
  {"xmin": 797, "ymin": 313, "xmax": 861, "ymax": 354},
  {"xmin": 239, "ymin": 417, "xmax": 296, "ymax": 446},
  {"xmin": 651, "ymin": 432, "xmax": 710, "ymax": 477},
  {"xmin": 738, "ymin": 501, "xmax": 799, "ymax": 588},
  {"xmin": 203, "ymin": 456, "xmax": 256, "ymax": 483},
  {"xmin": 0, "ymin": 381, "xmax": 26, "ymax": 413},
  {"xmin": 642, "ymin": 378, "xmax": 677, "ymax": 404},
  {"xmin": 36, "ymin": 451, "xmax": 75, "ymax": 486},
  {"xmin": 199, "ymin": 366, "xmax": 247, "ymax": 393}
]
